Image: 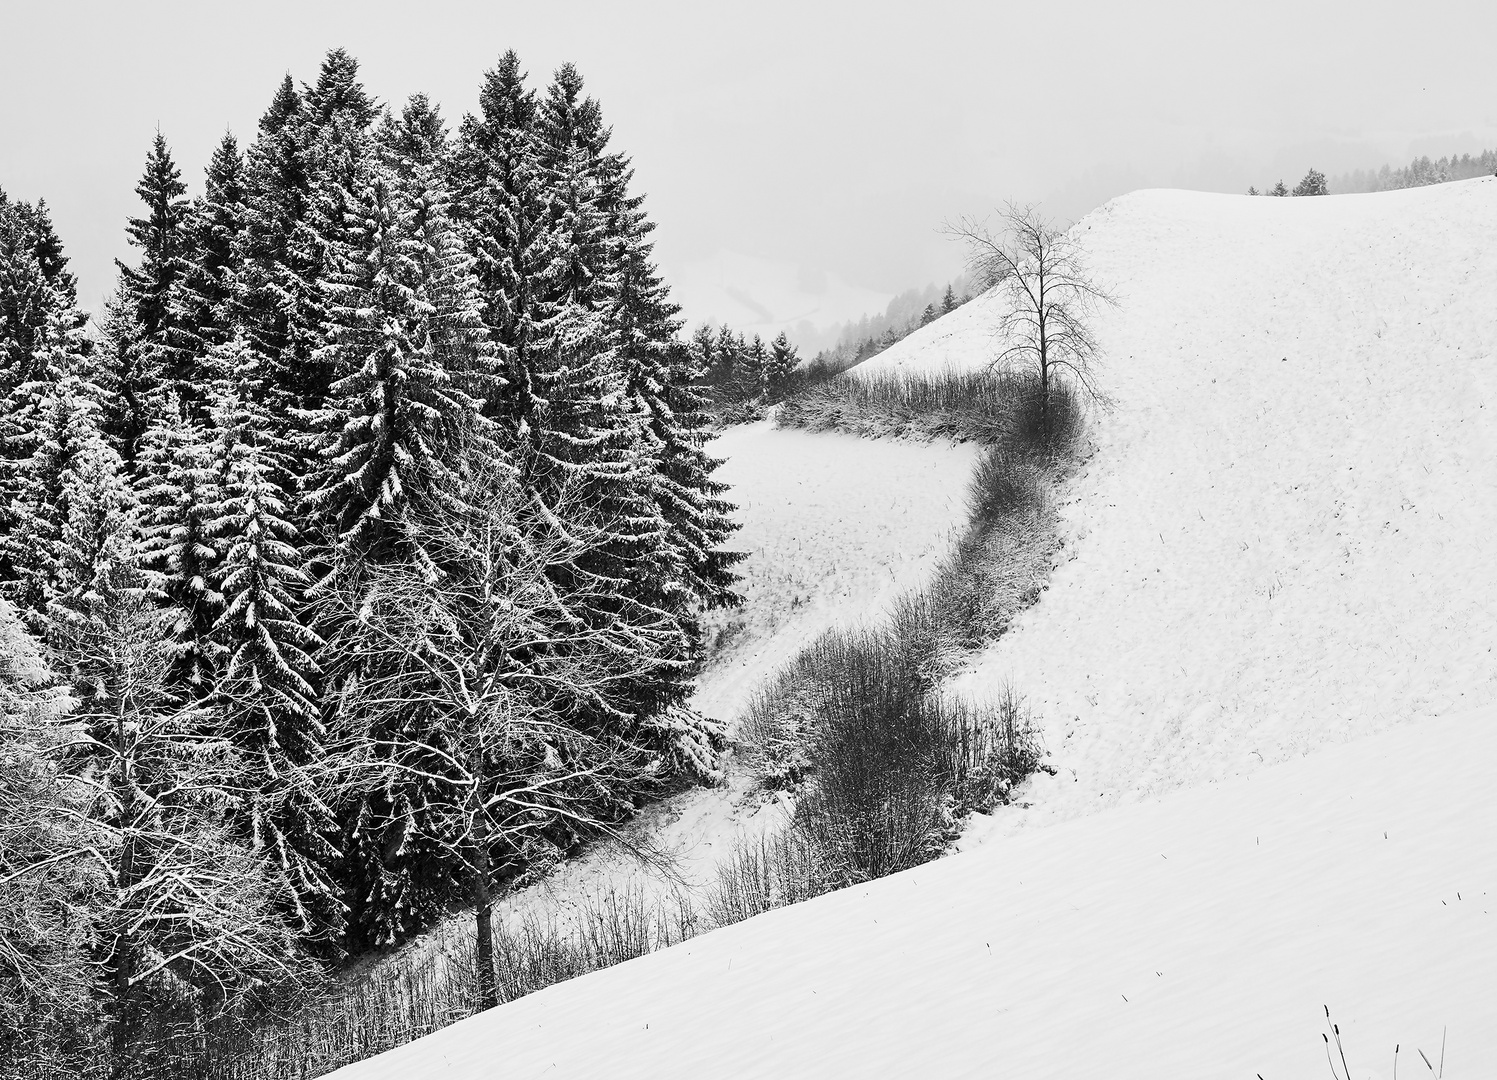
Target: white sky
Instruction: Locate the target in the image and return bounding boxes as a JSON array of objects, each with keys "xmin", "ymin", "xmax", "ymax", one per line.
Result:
[{"xmin": 3, "ymin": 0, "xmax": 1494, "ymax": 324}]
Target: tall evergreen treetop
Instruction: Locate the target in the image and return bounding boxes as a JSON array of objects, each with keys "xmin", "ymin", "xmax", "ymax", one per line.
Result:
[
  {"xmin": 453, "ymin": 51, "xmax": 548, "ymax": 433},
  {"xmin": 380, "ymin": 93, "xmax": 449, "ymax": 178},
  {"xmin": 14, "ymin": 198, "xmax": 77, "ymax": 303},
  {"xmin": 174, "ymin": 131, "xmax": 249, "ymax": 371},
  {"xmin": 304, "ymin": 48, "xmax": 379, "ymax": 129},
  {"xmin": 306, "ymin": 151, "xmax": 498, "ymax": 573},
  {"xmin": 118, "ymin": 132, "xmax": 190, "ymax": 343}
]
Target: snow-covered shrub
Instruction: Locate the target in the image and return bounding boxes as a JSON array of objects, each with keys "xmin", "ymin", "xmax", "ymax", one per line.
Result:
[{"xmin": 967, "ymin": 447, "xmax": 1048, "ymax": 528}]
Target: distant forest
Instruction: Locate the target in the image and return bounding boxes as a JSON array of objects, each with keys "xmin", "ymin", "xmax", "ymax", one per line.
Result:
[
  {"xmin": 808, "ymin": 274, "xmax": 977, "ymax": 370},
  {"xmin": 1332, "ymin": 148, "xmax": 1497, "ymax": 194}
]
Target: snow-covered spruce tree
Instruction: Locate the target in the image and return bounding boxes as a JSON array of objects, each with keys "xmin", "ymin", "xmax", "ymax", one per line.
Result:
[
  {"xmin": 205, "ymin": 358, "xmax": 342, "ymax": 944},
  {"xmin": 523, "ymin": 64, "xmax": 699, "ymax": 726},
  {"xmin": 711, "ymin": 323, "xmax": 744, "ymax": 389},
  {"xmin": 233, "ymin": 51, "xmax": 379, "ymax": 472},
  {"xmin": 451, "ymin": 50, "xmax": 551, "ymax": 432},
  {"xmin": 0, "ymin": 597, "xmax": 101, "ymax": 1077},
  {"xmin": 0, "ymin": 190, "xmax": 85, "ymax": 394},
  {"xmin": 171, "ymin": 133, "xmax": 249, "ymax": 401},
  {"xmin": 305, "ymin": 110, "xmax": 496, "ymax": 576},
  {"xmin": 0, "ymin": 305, "xmax": 91, "ymax": 603},
  {"xmin": 110, "ymin": 133, "xmax": 191, "ymax": 455},
  {"xmin": 765, "ymin": 331, "xmax": 800, "ymax": 402},
  {"xmin": 603, "ymin": 157, "xmax": 743, "ymax": 630},
  {"xmin": 742, "ymin": 334, "xmax": 768, "ymax": 397},
  {"xmin": 0, "ymin": 374, "xmax": 117, "ymax": 637},
  {"xmin": 45, "ymin": 430, "xmax": 138, "ymax": 684},
  {"xmin": 134, "ymin": 405, "xmax": 224, "ymax": 697},
  {"xmin": 305, "ymin": 107, "xmax": 501, "ymax": 944},
  {"xmin": 1292, "ymin": 167, "xmax": 1329, "ymax": 196},
  {"xmin": 0, "ymin": 195, "xmax": 91, "ymax": 568}
]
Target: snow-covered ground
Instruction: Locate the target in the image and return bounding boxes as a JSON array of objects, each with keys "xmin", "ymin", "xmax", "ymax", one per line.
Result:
[
  {"xmin": 386, "ymin": 421, "xmax": 978, "ymax": 963},
  {"xmin": 334, "ymin": 178, "xmax": 1497, "ymax": 1077},
  {"xmin": 919, "ymin": 179, "xmax": 1497, "ymax": 831},
  {"xmin": 694, "ymin": 419, "xmax": 979, "ymax": 724},
  {"xmin": 333, "ymin": 706, "xmax": 1497, "ymax": 1080}
]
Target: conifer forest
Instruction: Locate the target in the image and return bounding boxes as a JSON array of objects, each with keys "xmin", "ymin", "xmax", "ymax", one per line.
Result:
[{"xmin": 0, "ymin": 48, "xmax": 748, "ymax": 1075}]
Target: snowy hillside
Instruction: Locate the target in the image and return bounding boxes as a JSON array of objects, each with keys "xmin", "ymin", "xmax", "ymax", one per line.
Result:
[
  {"xmin": 333, "ymin": 178, "xmax": 1497, "ymax": 1078},
  {"xmin": 865, "ymin": 178, "xmax": 1497, "ymax": 831}
]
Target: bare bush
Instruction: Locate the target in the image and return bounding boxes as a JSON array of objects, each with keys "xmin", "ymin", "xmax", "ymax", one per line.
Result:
[
  {"xmin": 199, "ymin": 880, "xmax": 703, "ymax": 1079},
  {"xmin": 704, "ymin": 828, "xmax": 837, "ymax": 926}
]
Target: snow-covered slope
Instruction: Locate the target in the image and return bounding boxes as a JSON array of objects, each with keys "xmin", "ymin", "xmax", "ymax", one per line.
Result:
[
  {"xmin": 332, "ymin": 180, "xmax": 1497, "ymax": 1077},
  {"xmin": 334, "ymin": 707, "xmax": 1496, "ymax": 1080},
  {"xmin": 694, "ymin": 420, "xmax": 979, "ymax": 724},
  {"xmin": 870, "ymin": 178, "xmax": 1497, "ymax": 830}
]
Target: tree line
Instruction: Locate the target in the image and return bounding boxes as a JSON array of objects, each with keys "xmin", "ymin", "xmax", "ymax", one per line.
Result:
[
  {"xmin": 807, "ymin": 280, "xmax": 973, "ymax": 374},
  {"xmin": 1332, "ymin": 148, "xmax": 1497, "ymax": 194},
  {"xmin": 1247, "ymin": 168, "xmax": 1330, "ymax": 197},
  {"xmin": 687, "ymin": 324, "xmax": 803, "ymax": 415},
  {"xmin": 0, "ymin": 47, "xmax": 741, "ymax": 1075}
]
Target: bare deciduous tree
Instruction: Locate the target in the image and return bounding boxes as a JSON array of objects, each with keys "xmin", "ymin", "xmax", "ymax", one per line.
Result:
[
  {"xmin": 5, "ymin": 573, "xmax": 312, "ymax": 1077},
  {"xmin": 315, "ymin": 458, "xmax": 701, "ymax": 1011},
  {"xmin": 948, "ymin": 204, "xmax": 1116, "ymax": 441}
]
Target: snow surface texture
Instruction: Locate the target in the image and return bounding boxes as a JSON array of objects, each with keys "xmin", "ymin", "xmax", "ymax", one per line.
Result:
[
  {"xmin": 332, "ymin": 707, "xmax": 1497, "ymax": 1079},
  {"xmin": 334, "ymin": 179, "xmax": 1497, "ymax": 1076}
]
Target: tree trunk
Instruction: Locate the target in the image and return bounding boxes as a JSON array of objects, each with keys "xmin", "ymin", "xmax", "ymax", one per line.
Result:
[
  {"xmin": 109, "ymin": 697, "xmax": 140, "ymax": 1078},
  {"xmin": 1038, "ymin": 298, "xmax": 1051, "ymax": 443},
  {"xmin": 468, "ymin": 775, "xmax": 499, "ymax": 1011}
]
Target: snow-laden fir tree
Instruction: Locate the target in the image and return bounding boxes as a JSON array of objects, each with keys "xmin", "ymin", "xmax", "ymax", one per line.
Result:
[
  {"xmin": 109, "ymin": 133, "xmax": 192, "ymax": 455},
  {"xmin": 526, "ymin": 65, "xmax": 689, "ymax": 723},
  {"xmin": 603, "ymin": 152, "xmax": 742, "ymax": 641},
  {"xmin": 765, "ymin": 331, "xmax": 800, "ymax": 402},
  {"xmin": 172, "ymin": 133, "xmax": 249, "ymax": 399},
  {"xmin": 305, "ymin": 98, "xmax": 497, "ymax": 577},
  {"xmin": 0, "ymin": 373, "xmax": 117, "ymax": 636},
  {"xmin": 0, "ymin": 190, "xmax": 85, "ymax": 394},
  {"xmin": 134, "ymin": 404, "xmax": 224, "ymax": 696},
  {"xmin": 234, "ymin": 51, "xmax": 379, "ymax": 463},
  {"xmin": 206, "ymin": 353, "xmax": 342, "ymax": 943},
  {"xmin": 306, "ymin": 97, "xmax": 503, "ymax": 943},
  {"xmin": 452, "ymin": 50, "xmax": 550, "ymax": 432}
]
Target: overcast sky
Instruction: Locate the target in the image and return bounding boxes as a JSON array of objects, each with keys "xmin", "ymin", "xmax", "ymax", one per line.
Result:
[{"xmin": 3, "ymin": 0, "xmax": 1494, "ymax": 327}]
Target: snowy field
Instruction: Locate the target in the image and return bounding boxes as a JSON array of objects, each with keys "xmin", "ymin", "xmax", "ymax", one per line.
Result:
[
  {"xmin": 335, "ymin": 178, "xmax": 1497, "ymax": 1077},
  {"xmin": 694, "ymin": 420, "xmax": 979, "ymax": 724}
]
